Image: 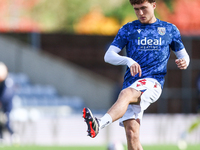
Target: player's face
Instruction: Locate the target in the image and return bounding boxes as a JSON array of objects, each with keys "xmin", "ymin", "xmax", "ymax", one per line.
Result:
[{"xmin": 133, "ymin": 1, "xmax": 156, "ymax": 24}]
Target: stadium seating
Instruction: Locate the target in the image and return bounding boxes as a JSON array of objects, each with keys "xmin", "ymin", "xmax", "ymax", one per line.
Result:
[{"xmin": 9, "ymin": 72, "xmax": 84, "ymax": 114}]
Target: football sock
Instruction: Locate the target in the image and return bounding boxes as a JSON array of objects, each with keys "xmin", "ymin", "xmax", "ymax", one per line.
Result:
[{"xmin": 99, "ymin": 113, "xmax": 112, "ymax": 130}]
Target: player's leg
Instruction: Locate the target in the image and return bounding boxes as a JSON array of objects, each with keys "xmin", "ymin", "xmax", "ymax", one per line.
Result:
[
  {"xmin": 120, "ymin": 78, "xmax": 162, "ymax": 150},
  {"xmin": 107, "ymin": 87, "xmax": 142, "ymax": 122},
  {"xmin": 105, "ymin": 78, "xmax": 161, "ymax": 125},
  {"xmin": 99, "ymin": 88, "xmax": 141, "ymax": 130},
  {"xmin": 0, "ymin": 123, "xmax": 3, "ymax": 139},
  {"xmin": 5, "ymin": 112, "xmax": 14, "ymax": 135},
  {"xmin": 83, "ymin": 78, "xmax": 162, "ymax": 138},
  {"xmin": 123, "ymin": 119, "xmax": 143, "ymax": 150},
  {"xmin": 83, "ymin": 87, "xmax": 141, "ymax": 138}
]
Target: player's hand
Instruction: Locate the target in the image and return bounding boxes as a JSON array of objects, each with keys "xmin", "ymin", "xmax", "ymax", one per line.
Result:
[
  {"xmin": 175, "ymin": 58, "xmax": 187, "ymax": 70},
  {"xmin": 130, "ymin": 63, "xmax": 142, "ymax": 77}
]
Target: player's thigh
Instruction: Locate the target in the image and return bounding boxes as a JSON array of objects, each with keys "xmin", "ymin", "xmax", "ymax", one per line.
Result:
[{"xmin": 129, "ymin": 78, "xmax": 162, "ymax": 106}]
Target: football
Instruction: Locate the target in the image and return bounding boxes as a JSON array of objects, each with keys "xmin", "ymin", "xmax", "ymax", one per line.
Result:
[{"xmin": 107, "ymin": 141, "xmax": 124, "ymax": 150}]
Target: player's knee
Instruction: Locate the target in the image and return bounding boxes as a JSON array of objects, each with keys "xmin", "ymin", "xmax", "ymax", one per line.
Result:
[
  {"xmin": 119, "ymin": 88, "xmax": 141, "ymax": 104},
  {"xmin": 119, "ymin": 89, "xmax": 130, "ymax": 97}
]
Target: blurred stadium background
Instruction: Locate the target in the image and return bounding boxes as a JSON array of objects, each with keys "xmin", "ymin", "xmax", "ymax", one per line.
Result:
[{"xmin": 0, "ymin": 0, "xmax": 200, "ymax": 149}]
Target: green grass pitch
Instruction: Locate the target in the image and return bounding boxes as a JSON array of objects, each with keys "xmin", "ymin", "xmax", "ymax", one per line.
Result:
[{"xmin": 0, "ymin": 145, "xmax": 200, "ymax": 150}]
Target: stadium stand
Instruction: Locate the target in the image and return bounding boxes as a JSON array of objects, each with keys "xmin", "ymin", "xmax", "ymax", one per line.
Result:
[{"xmin": 9, "ymin": 72, "xmax": 84, "ymax": 114}]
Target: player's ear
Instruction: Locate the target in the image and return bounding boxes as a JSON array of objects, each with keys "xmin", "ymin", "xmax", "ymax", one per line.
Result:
[{"xmin": 152, "ymin": 2, "xmax": 156, "ymax": 9}]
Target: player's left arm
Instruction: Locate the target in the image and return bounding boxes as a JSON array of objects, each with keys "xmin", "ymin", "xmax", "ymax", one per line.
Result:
[
  {"xmin": 170, "ymin": 24, "xmax": 190, "ymax": 70},
  {"xmin": 174, "ymin": 48, "xmax": 190, "ymax": 70}
]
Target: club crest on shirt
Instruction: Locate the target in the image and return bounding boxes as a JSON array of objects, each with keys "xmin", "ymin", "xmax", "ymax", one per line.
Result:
[
  {"xmin": 137, "ymin": 29, "xmax": 142, "ymax": 34},
  {"xmin": 157, "ymin": 27, "xmax": 166, "ymax": 35}
]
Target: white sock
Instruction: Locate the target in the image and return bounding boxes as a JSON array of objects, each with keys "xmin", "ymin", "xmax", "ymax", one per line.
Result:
[{"xmin": 99, "ymin": 113, "xmax": 112, "ymax": 129}]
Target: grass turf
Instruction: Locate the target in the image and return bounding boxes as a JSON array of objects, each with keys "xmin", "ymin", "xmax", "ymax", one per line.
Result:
[{"xmin": 0, "ymin": 145, "xmax": 200, "ymax": 150}]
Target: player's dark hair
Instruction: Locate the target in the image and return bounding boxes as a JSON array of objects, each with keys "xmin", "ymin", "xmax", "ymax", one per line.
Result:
[{"xmin": 129, "ymin": 0, "xmax": 156, "ymax": 5}]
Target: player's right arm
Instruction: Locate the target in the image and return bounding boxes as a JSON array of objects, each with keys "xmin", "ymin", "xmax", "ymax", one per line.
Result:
[
  {"xmin": 104, "ymin": 45, "xmax": 142, "ymax": 77},
  {"xmin": 129, "ymin": 63, "xmax": 142, "ymax": 77}
]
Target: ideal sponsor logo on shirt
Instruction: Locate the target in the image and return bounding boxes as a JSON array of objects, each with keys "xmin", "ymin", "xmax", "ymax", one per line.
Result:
[
  {"xmin": 137, "ymin": 37, "xmax": 162, "ymax": 51},
  {"xmin": 138, "ymin": 37, "xmax": 162, "ymax": 45}
]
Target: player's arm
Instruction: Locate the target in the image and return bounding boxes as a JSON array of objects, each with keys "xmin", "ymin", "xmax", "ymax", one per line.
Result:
[
  {"xmin": 104, "ymin": 45, "xmax": 142, "ymax": 77},
  {"xmin": 174, "ymin": 48, "xmax": 190, "ymax": 70}
]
